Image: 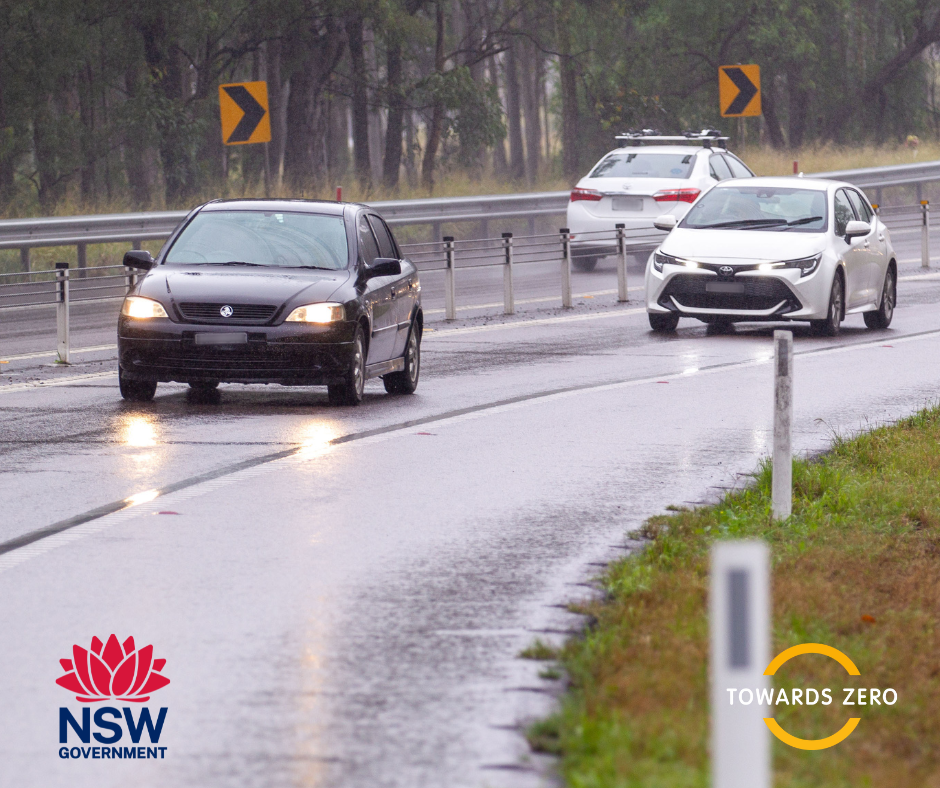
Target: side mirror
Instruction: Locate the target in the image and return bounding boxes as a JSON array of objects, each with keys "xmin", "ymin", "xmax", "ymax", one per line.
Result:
[
  {"xmin": 844, "ymin": 220, "xmax": 871, "ymax": 240},
  {"xmin": 366, "ymin": 258, "xmax": 402, "ymax": 278},
  {"xmin": 123, "ymin": 250, "xmax": 155, "ymax": 271},
  {"xmin": 654, "ymin": 215, "xmax": 678, "ymax": 232}
]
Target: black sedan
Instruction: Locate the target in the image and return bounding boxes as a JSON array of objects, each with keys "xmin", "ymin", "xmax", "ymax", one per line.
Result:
[{"xmin": 118, "ymin": 199, "xmax": 422, "ymax": 406}]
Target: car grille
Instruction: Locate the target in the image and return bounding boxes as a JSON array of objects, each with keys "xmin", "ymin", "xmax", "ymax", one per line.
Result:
[
  {"xmin": 660, "ymin": 274, "xmax": 801, "ymax": 313},
  {"xmin": 176, "ymin": 302, "xmax": 278, "ymax": 324}
]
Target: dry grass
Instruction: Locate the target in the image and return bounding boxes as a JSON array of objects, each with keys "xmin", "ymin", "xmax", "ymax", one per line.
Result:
[
  {"xmin": 741, "ymin": 143, "xmax": 939, "ymax": 177},
  {"xmin": 536, "ymin": 408, "xmax": 940, "ymax": 787}
]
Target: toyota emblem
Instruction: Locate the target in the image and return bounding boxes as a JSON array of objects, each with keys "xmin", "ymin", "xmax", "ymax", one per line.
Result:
[
  {"xmin": 219, "ymin": 305, "xmax": 234, "ymax": 317},
  {"xmin": 719, "ymin": 266, "xmax": 734, "ymax": 276}
]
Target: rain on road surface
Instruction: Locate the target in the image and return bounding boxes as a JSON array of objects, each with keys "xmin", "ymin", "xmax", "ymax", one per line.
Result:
[{"xmin": 2, "ymin": 261, "xmax": 940, "ymax": 788}]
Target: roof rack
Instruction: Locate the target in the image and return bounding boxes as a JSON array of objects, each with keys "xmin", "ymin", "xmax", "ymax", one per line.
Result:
[{"xmin": 615, "ymin": 129, "xmax": 729, "ymax": 149}]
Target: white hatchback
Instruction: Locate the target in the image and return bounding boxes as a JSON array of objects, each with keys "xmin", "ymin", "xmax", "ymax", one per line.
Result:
[
  {"xmin": 645, "ymin": 177, "xmax": 897, "ymax": 335},
  {"xmin": 566, "ymin": 133, "xmax": 754, "ymax": 270}
]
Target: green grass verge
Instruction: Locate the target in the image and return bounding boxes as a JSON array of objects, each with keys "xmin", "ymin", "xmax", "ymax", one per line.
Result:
[{"xmin": 531, "ymin": 407, "xmax": 940, "ymax": 787}]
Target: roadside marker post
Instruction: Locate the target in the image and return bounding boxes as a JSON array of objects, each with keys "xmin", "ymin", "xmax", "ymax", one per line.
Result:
[
  {"xmin": 711, "ymin": 541, "xmax": 771, "ymax": 788},
  {"xmin": 921, "ymin": 201, "xmax": 930, "ymax": 268},
  {"xmin": 502, "ymin": 233, "xmax": 515, "ymax": 315},
  {"xmin": 55, "ymin": 263, "xmax": 70, "ymax": 364},
  {"xmin": 443, "ymin": 236, "xmax": 456, "ymax": 320},
  {"xmin": 560, "ymin": 228, "xmax": 572, "ymax": 308},
  {"xmin": 616, "ymin": 223, "xmax": 629, "ymax": 302},
  {"xmin": 772, "ymin": 330, "xmax": 793, "ymax": 519}
]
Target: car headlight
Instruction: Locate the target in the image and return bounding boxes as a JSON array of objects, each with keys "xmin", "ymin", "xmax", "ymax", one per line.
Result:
[
  {"xmin": 121, "ymin": 296, "xmax": 168, "ymax": 319},
  {"xmin": 653, "ymin": 252, "xmax": 699, "ymax": 272},
  {"xmin": 285, "ymin": 302, "xmax": 345, "ymax": 323},
  {"xmin": 767, "ymin": 254, "xmax": 821, "ymax": 277}
]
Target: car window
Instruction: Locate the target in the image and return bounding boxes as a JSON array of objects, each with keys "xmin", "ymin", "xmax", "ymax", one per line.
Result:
[
  {"xmin": 833, "ymin": 189, "xmax": 855, "ymax": 236},
  {"xmin": 709, "ymin": 155, "xmax": 733, "ymax": 181},
  {"xmin": 725, "ymin": 155, "xmax": 753, "ymax": 178},
  {"xmin": 358, "ymin": 214, "xmax": 380, "ymax": 265},
  {"xmin": 368, "ymin": 215, "xmax": 397, "ymax": 259},
  {"xmin": 847, "ymin": 190, "xmax": 873, "ymax": 223},
  {"xmin": 589, "ymin": 152, "xmax": 695, "ymax": 179},
  {"xmin": 163, "ymin": 210, "xmax": 349, "ymax": 269},
  {"xmin": 681, "ymin": 185, "xmax": 828, "ymax": 232}
]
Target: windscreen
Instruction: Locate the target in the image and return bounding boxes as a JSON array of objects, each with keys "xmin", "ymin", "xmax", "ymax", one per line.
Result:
[
  {"xmin": 589, "ymin": 153, "xmax": 695, "ymax": 179},
  {"xmin": 164, "ymin": 211, "xmax": 349, "ymax": 269},
  {"xmin": 680, "ymin": 186, "xmax": 828, "ymax": 232}
]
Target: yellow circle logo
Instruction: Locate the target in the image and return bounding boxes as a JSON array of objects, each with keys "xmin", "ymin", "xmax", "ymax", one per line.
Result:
[{"xmin": 762, "ymin": 643, "xmax": 861, "ymax": 750}]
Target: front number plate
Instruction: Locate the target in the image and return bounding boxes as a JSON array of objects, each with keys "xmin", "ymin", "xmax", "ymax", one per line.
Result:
[
  {"xmin": 705, "ymin": 282, "xmax": 745, "ymax": 294},
  {"xmin": 195, "ymin": 332, "xmax": 248, "ymax": 345}
]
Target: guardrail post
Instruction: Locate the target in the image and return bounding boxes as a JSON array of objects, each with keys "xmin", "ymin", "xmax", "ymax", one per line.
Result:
[
  {"xmin": 560, "ymin": 228, "xmax": 572, "ymax": 308},
  {"xmin": 922, "ymin": 200, "xmax": 930, "ymax": 268},
  {"xmin": 55, "ymin": 262, "xmax": 70, "ymax": 364},
  {"xmin": 132, "ymin": 239, "xmax": 142, "ymax": 251},
  {"xmin": 616, "ymin": 223, "xmax": 629, "ymax": 302},
  {"xmin": 20, "ymin": 247, "xmax": 30, "ymax": 272},
  {"xmin": 772, "ymin": 330, "xmax": 793, "ymax": 519},
  {"xmin": 77, "ymin": 243, "xmax": 87, "ymax": 279},
  {"xmin": 502, "ymin": 232, "xmax": 514, "ymax": 315},
  {"xmin": 124, "ymin": 264, "xmax": 138, "ymax": 292},
  {"xmin": 444, "ymin": 235, "xmax": 456, "ymax": 320},
  {"xmin": 710, "ymin": 541, "xmax": 770, "ymax": 788}
]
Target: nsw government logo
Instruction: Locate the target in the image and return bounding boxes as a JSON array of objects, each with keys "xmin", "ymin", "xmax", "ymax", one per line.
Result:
[{"xmin": 56, "ymin": 635, "xmax": 170, "ymax": 760}]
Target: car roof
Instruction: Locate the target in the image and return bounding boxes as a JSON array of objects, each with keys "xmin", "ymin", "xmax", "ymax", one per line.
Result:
[
  {"xmin": 200, "ymin": 198, "xmax": 348, "ymax": 216},
  {"xmin": 602, "ymin": 145, "xmax": 723, "ymax": 156},
  {"xmin": 710, "ymin": 175, "xmax": 849, "ymax": 191}
]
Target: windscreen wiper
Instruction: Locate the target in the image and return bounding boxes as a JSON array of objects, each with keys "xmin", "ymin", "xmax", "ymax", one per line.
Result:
[
  {"xmin": 706, "ymin": 219, "xmax": 788, "ymax": 229},
  {"xmin": 213, "ymin": 261, "xmax": 267, "ymax": 267},
  {"xmin": 779, "ymin": 215, "xmax": 823, "ymax": 229},
  {"xmin": 294, "ymin": 265, "xmax": 334, "ymax": 270}
]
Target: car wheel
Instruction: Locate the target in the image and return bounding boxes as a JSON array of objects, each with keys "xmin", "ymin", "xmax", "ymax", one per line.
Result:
[
  {"xmin": 863, "ymin": 266, "xmax": 896, "ymax": 330},
  {"xmin": 384, "ymin": 322, "xmax": 420, "ymax": 395},
  {"xmin": 189, "ymin": 380, "xmax": 219, "ymax": 390},
  {"xmin": 119, "ymin": 368, "xmax": 157, "ymax": 402},
  {"xmin": 328, "ymin": 326, "xmax": 365, "ymax": 406},
  {"xmin": 573, "ymin": 256, "xmax": 598, "ymax": 272},
  {"xmin": 811, "ymin": 273, "xmax": 844, "ymax": 337},
  {"xmin": 649, "ymin": 311, "xmax": 680, "ymax": 332},
  {"xmin": 706, "ymin": 317, "xmax": 734, "ymax": 334}
]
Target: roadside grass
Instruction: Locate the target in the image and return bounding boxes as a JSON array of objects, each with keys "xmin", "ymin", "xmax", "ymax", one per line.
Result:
[
  {"xmin": 531, "ymin": 406, "xmax": 940, "ymax": 787},
  {"xmin": 742, "ymin": 143, "xmax": 939, "ymax": 176}
]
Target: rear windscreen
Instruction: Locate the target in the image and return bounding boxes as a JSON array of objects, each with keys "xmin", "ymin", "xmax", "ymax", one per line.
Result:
[{"xmin": 589, "ymin": 153, "xmax": 695, "ymax": 179}]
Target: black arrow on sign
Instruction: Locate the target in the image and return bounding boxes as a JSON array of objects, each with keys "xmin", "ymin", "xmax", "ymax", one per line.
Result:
[
  {"xmin": 723, "ymin": 67, "xmax": 758, "ymax": 115},
  {"xmin": 223, "ymin": 85, "xmax": 266, "ymax": 143}
]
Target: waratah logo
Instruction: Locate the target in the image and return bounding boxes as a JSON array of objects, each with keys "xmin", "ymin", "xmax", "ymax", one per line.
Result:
[{"xmin": 56, "ymin": 635, "xmax": 170, "ymax": 702}]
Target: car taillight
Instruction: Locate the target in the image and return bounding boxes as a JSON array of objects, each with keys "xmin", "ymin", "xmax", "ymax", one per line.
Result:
[
  {"xmin": 570, "ymin": 188, "xmax": 603, "ymax": 202},
  {"xmin": 653, "ymin": 188, "xmax": 701, "ymax": 204}
]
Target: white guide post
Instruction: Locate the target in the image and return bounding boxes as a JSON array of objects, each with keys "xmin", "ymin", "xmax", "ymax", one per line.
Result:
[
  {"xmin": 444, "ymin": 236, "xmax": 456, "ymax": 321},
  {"xmin": 772, "ymin": 330, "xmax": 793, "ymax": 520},
  {"xmin": 502, "ymin": 232, "xmax": 514, "ymax": 315},
  {"xmin": 616, "ymin": 223, "xmax": 629, "ymax": 302},
  {"xmin": 711, "ymin": 541, "xmax": 770, "ymax": 788},
  {"xmin": 560, "ymin": 228, "xmax": 572, "ymax": 308},
  {"xmin": 55, "ymin": 262, "xmax": 70, "ymax": 364}
]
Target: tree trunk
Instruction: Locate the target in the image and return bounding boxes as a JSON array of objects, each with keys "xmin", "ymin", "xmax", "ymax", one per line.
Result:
[
  {"xmin": 556, "ymin": 0, "xmax": 580, "ymax": 182},
  {"xmin": 787, "ymin": 73, "xmax": 808, "ymax": 149},
  {"xmin": 761, "ymin": 79, "xmax": 787, "ymax": 149},
  {"xmin": 504, "ymin": 40, "xmax": 525, "ymax": 180},
  {"xmin": 519, "ymin": 21, "xmax": 541, "ymax": 184},
  {"xmin": 489, "ymin": 55, "xmax": 508, "ymax": 176},
  {"xmin": 421, "ymin": 1, "xmax": 446, "ymax": 192},
  {"xmin": 383, "ymin": 40, "xmax": 404, "ymax": 191},
  {"xmin": 123, "ymin": 58, "xmax": 155, "ymax": 208},
  {"xmin": 346, "ymin": 11, "xmax": 372, "ymax": 189}
]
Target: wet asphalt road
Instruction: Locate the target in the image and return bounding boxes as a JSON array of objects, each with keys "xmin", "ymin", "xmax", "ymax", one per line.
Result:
[{"xmin": 2, "ymin": 260, "xmax": 940, "ymax": 787}]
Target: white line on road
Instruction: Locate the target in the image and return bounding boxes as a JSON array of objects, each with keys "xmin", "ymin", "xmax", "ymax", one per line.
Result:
[
  {"xmin": 1, "ymin": 344, "xmax": 117, "ymax": 362},
  {"xmin": 0, "ymin": 371, "xmax": 116, "ymax": 393},
  {"xmin": 423, "ymin": 286, "xmax": 643, "ymax": 315}
]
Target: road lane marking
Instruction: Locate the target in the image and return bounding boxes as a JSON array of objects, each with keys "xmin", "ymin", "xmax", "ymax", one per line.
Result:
[
  {"xmin": 423, "ymin": 286, "xmax": 643, "ymax": 315},
  {"xmin": 427, "ymin": 308, "xmax": 646, "ymax": 337},
  {"xmin": 0, "ymin": 371, "xmax": 116, "ymax": 393},
  {"xmin": 3, "ymin": 324, "xmax": 940, "ymax": 572},
  {"xmin": 1, "ymin": 344, "xmax": 117, "ymax": 362}
]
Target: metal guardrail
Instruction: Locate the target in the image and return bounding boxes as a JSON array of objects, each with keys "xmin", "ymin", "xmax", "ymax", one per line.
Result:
[{"xmin": 2, "ymin": 159, "xmax": 939, "ymax": 271}]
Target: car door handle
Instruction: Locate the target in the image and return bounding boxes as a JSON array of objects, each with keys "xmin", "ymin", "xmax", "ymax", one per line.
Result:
[
  {"xmin": 390, "ymin": 287, "xmax": 396, "ymax": 298},
  {"xmin": 878, "ymin": 234, "xmax": 885, "ymax": 242}
]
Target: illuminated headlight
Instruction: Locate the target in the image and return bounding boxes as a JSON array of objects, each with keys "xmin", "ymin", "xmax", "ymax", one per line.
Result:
[
  {"xmin": 285, "ymin": 302, "xmax": 345, "ymax": 323},
  {"xmin": 121, "ymin": 296, "xmax": 168, "ymax": 319},
  {"xmin": 653, "ymin": 252, "xmax": 698, "ymax": 272},
  {"xmin": 777, "ymin": 254, "xmax": 822, "ymax": 277}
]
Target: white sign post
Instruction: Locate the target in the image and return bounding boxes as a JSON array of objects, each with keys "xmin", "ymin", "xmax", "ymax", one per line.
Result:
[
  {"xmin": 772, "ymin": 330, "xmax": 793, "ymax": 519},
  {"xmin": 711, "ymin": 541, "xmax": 771, "ymax": 788}
]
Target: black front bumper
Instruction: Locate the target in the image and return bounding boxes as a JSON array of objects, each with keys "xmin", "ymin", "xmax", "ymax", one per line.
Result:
[{"xmin": 118, "ymin": 318, "xmax": 357, "ymax": 385}]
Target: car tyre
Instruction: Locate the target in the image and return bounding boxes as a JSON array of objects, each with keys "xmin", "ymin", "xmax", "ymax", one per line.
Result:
[
  {"xmin": 649, "ymin": 311, "xmax": 680, "ymax": 332},
  {"xmin": 119, "ymin": 368, "xmax": 157, "ymax": 402},
  {"xmin": 189, "ymin": 380, "xmax": 219, "ymax": 390},
  {"xmin": 706, "ymin": 317, "xmax": 734, "ymax": 335},
  {"xmin": 384, "ymin": 322, "xmax": 420, "ymax": 395},
  {"xmin": 328, "ymin": 326, "xmax": 365, "ymax": 406},
  {"xmin": 573, "ymin": 256, "xmax": 598, "ymax": 272},
  {"xmin": 863, "ymin": 266, "xmax": 896, "ymax": 330},
  {"xmin": 811, "ymin": 273, "xmax": 844, "ymax": 337}
]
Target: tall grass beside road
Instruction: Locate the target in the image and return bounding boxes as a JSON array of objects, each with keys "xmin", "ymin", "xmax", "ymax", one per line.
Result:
[
  {"xmin": 744, "ymin": 144, "xmax": 940, "ymax": 176},
  {"xmin": 529, "ymin": 407, "xmax": 940, "ymax": 787}
]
